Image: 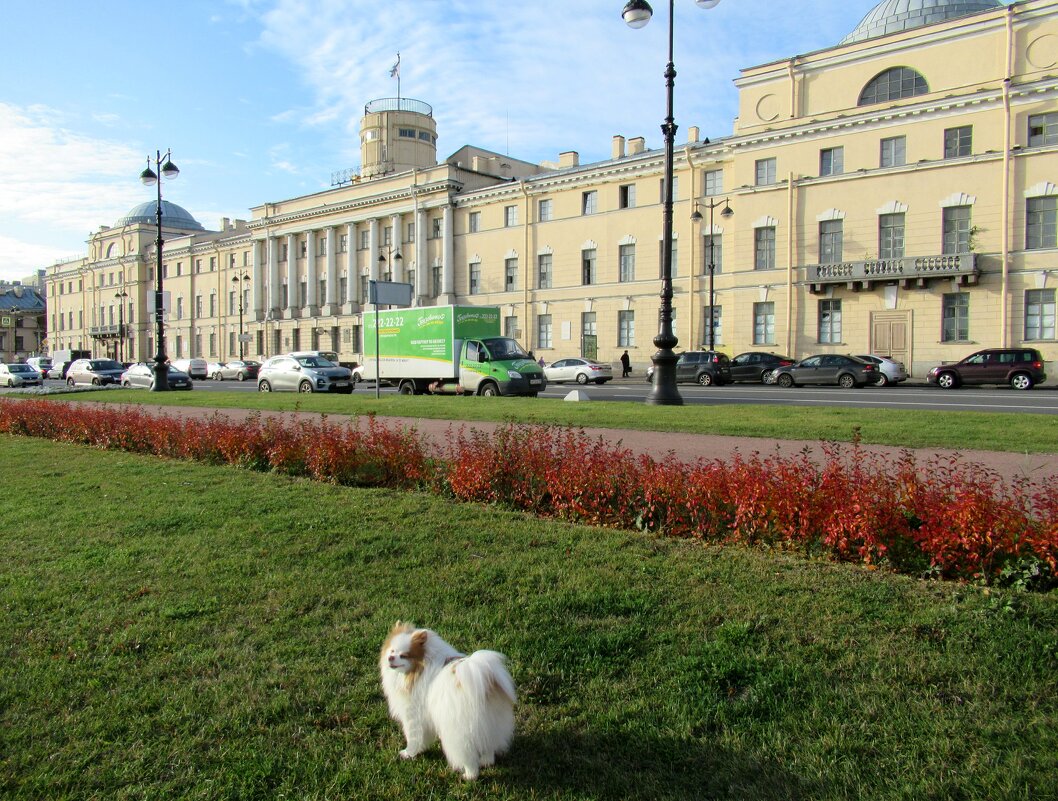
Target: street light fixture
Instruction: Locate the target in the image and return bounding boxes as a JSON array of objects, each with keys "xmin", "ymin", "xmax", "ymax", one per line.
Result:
[
  {"xmin": 691, "ymin": 198, "xmax": 733, "ymax": 351},
  {"xmin": 139, "ymin": 149, "xmax": 179, "ymax": 391},
  {"xmin": 624, "ymin": 0, "xmax": 723, "ymax": 405},
  {"xmin": 114, "ymin": 289, "xmax": 129, "ymax": 362},
  {"xmin": 231, "ymin": 272, "xmax": 251, "ymax": 359}
]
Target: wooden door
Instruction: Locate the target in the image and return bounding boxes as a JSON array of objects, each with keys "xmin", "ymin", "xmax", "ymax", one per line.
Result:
[{"xmin": 870, "ymin": 311, "xmax": 911, "ymax": 369}]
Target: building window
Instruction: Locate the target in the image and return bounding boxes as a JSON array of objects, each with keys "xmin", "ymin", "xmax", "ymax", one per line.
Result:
[
  {"xmin": 299, "ymin": 240, "xmax": 307, "ymax": 258},
  {"xmin": 753, "ymin": 302, "xmax": 775, "ymax": 345},
  {"xmin": 659, "ymin": 176, "xmax": 679, "ymax": 202},
  {"xmin": 504, "ymin": 315, "xmax": 519, "ymax": 339},
  {"xmin": 176, "ymin": 297, "xmax": 184, "ymax": 320},
  {"xmin": 538, "ymin": 254, "xmax": 552, "ymax": 289},
  {"xmin": 819, "ymin": 220, "xmax": 843, "ymax": 264},
  {"xmin": 703, "ymin": 169, "xmax": 723, "ymax": 196},
  {"xmin": 619, "ymin": 243, "xmax": 636, "ymax": 282},
  {"xmin": 468, "ymin": 211, "xmax": 480, "ymax": 233},
  {"xmin": 537, "ymin": 314, "xmax": 553, "ymax": 349},
  {"xmin": 880, "ymin": 136, "xmax": 906, "ymax": 168},
  {"xmin": 942, "ymin": 206, "xmax": 972, "ymax": 255},
  {"xmin": 858, "ymin": 67, "xmax": 928, "ymax": 105},
  {"xmin": 431, "ymin": 217, "xmax": 443, "ymax": 239},
  {"xmin": 619, "ymin": 184, "xmax": 636, "ymax": 209},
  {"xmin": 382, "ymin": 226, "xmax": 392, "ymax": 246},
  {"xmin": 1026, "ymin": 196, "xmax": 1057, "ymax": 249},
  {"xmin": 704, "ymin": 306, "xmax": 722, "ymax": 346},
  {"xmin": 229, "ymin": 290, "xmax": 236, "ymax": 315},
  {"xmin": 469, "ymin": 262, "xmax": 481, "ymax": 295},
  {"xmin": 359, "ymin": 275, "xmax": 369, "ymax": 304},
  {"xmin": 406, "ymin": 222, "xmax": 415, "ymax": 243},
  {"xmin": 1025, "ymin": 289, "xmax": 1056, "ymax": 340},
  {"xmin": 339, "ymin": 276, "xmax": 348, "ymax": 301},
  {"xmin": 879, "ymin": 213, "xmax": 905, "ymax": 259},
  {"xmin": 359, "ymin": 230, "xmax": 369, "ymax": 250},
  {"xmin": 582, "ymin": 249, "xmax": 597, "ymax": 285},
  {"xmin": 942, "ymin": 293, "xmax": 970, "ymax": 342},
  {"xmin": 703, "ymin": 234, "xmax": 722, "ymax": 275},
  {"xmin": 398, "ymin": 127, "xmax": 416, "ymax": 138},
  {"xmin": 504, "ymin": 206, "xmax": 518, "ymax": 227},
  {"xmin": 339, "ymin": 233, "xmax": 348, "ymax": 253},
  {"xmin": 209, "ymin": 333, "xmax": 216, "ymax": 358},
  {"xmin": 755, "ymin": 158, "xmax": 776, "ymax": 186},
  {"xmin": 618, "ymin": 310, "xmax": 635, "ymax": 347},
  {"xmin": 818, "ymin": 299, "xmax": 842, "ymax": 344},
  {"xmin": 538, "ymin": 199, "xmax": 552, "ymax": 222},
  {"xmin": 209, "ymin": 294, "xmax": 216, "ymax": 317},
  {"xmin": 505, "ymin": 258, "xmax": 518, "ymax": 292},
  {"xmin": 582, "ymin": 191, "xmax": 598, "ymax": 215},
  {"xmin": 582, "ymin": 311, "xmax": 597, "ymax": 338},
  {"xmin": 944, "ymin": 126, "xmax": 972, "ymax": 158},
  {"xmin": 431, "ymin": 265, "xmax": 442, "ymax": 297},
  {"xmin": 195, "ymin": 259, "xmax": 202, "ymax": 274},
  {"xmin": 1028, "ymin": 112, "xmax": 1058, "ymax": 147},
  {"xmin": 754, "ymin": 227, "xmax": 776, "ymax": 270},
  {"xmin": 820, "ymin": 147, "xmax": 843, "ymax": 176},
  {"xmin": 317, "ymin": 237, "xmax": 327, "ymax": 256}
]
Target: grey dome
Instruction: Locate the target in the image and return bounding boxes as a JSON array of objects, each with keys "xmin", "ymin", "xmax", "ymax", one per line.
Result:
[
  {"xmin": 841, "ymin": 0, "xmax": 1002, "ymax": 44},
  {"xmin": 115, "ymin": 200, "xmax": 205, "ymax": 231}
]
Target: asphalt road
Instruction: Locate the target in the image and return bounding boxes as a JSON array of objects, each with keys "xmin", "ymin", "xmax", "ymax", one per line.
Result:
[{"xmin": 146, "ymin": 375, "xmax": 1058, "ymax": 415}]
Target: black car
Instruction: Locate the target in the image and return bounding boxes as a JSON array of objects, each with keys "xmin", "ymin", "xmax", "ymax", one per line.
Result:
[
  {"xmin": 645, "ymin": 350, "xmax": 732, "ymax": 386},
  {"xmin": 773, "ymin": 354, "xmax": 877, "ymax": 388},
  {"xmin": 729, "ymin": 351, "xmax": 795, "ymax": 383}
]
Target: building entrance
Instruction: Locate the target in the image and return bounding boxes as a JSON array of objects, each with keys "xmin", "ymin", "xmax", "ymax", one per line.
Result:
[{"xmin": 870, "ymin": 311, "xmax": 911, "ymax": 369}]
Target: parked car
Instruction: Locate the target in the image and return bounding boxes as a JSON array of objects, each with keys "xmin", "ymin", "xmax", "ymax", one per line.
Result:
[
  {"xmin": 26, "ymin": 356, "xmax": 53, "ymax": 376},
  {"xmin": 773, "ymin": 354, "xmax": 877, "ymax": 388},
  {"xmin": 856, "ymin": 354, "xmax": 908, "ymax": 386},
  {"xmin": 48, "ymin": 361, "xmax": 72, "ymax": 380},
  {"xmin": 257, "ymin": 354, "xmax": 353, "ymax": 394},
  {"xmin": 729, "ymin": 352, "xmax": 794, "ymax": 384},
  {"xmin": 926, "ymin": 348, "xmax": 1046, "ymax": 390},
  {"xmin": 544, "ymin": 357, "xmax": 613, "ymax": 385},
  {"xmin": 119, "ymin": 362, "xmax": 194, "ymax": 391},
  {"xmin": 66, "ymin": 358, "xmax": 126, "ymax": 387},
  {"xmin": 646, "ymin": 350, "xmax": 732, "ymax": 386},
  {"xmin": 170, "ymin": 358, "xmax": 208, "ymax": 380},
  {"xmin": 208, "ymin": 360, "xmax": 260, "ymax": 381},
  {"xmin": 0, "ymin": 362, "xmax": 43, "ymax": 387}
]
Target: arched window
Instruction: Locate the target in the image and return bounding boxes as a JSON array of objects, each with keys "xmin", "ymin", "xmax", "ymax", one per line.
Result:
[
  {"xmin": 858, "ymin": 67, "xmax": 928, "ymax": 106},
  {"xmin": 105, "ymin": 242, "xmax": 115, "ymax": 258}
]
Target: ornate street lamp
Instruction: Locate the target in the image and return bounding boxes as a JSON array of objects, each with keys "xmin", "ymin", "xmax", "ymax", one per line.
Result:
[
  {"xmin": 624, "ymin": 0, "xmax": 723, "ymax": 405},
  {"xmin": 139, "ymin": 149, "xmax": 179, "ymax": 390},
  {"xmin": 231, "ymin": 272, "xmax": 251, "ymax": 359},
  {"xmin": 114, "ymin": 289, "xmax": 129, "ymax": 362},
  {"xmin": 691, "ymin": 198, "xmax": 733, "ymax": 351}
]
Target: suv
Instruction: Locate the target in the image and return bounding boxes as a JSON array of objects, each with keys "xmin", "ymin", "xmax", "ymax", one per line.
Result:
[
  {"xmin": 257, "ymin": 354, "xmax": 353, "ymax": 394},
  {"xmin": 66, "ymin": 358, "xmax": 126, "ymax": 387},
  {"xmin": 927, "ymin": 348, "xmax": 1047, "ymax": 390},
  {"xmin": 645, "ymin": 351, "xmax": 732, "ymax": 386}
]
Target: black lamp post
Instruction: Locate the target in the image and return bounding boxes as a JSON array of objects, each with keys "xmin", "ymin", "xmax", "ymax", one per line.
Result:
[
  {"xmin": 691, "ymin": 198, "xmax": 733, "ymax": 351},
  {"xmin": 378, "ymin": 245, "xmax": 402, "ymax": 281},
  {"xmin": 624, "ymin": 0, "xmax": 722, "ymax": 405},
  {"xmin": 114, "ymin": 289, "xmax": 129, "ymax": 362},
  {"xmin": 139, "ymin": 149, "xmax": 179, "ymax": 391},
  {"xmin": 232, "ymin": 272, "xmax": 250, "ymax": 359}
]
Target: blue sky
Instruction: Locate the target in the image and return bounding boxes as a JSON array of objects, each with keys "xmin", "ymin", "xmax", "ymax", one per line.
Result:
[{"xmin": 0, "ymin": 0, "xmax": 872, "ymax": 282}]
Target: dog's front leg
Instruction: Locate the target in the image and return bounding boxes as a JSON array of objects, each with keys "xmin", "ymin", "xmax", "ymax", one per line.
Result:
[{"xmin": 399, "ymin": 712, "xmax": 429, "ymax": 759}]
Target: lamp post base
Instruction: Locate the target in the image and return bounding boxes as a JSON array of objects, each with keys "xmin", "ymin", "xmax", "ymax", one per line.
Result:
[
  {"xmin": 151, "ymin": 356, "xmax": 170, "ymax": 391},
  {"xmin": 646, "ymin": 347, "xmax": 683, "ymax": 405}
]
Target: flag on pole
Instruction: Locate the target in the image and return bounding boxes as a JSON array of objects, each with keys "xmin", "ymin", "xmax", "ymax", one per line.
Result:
[{"xmin": 389, "ymin": 53, "xmax": 400, "ymax": 78}]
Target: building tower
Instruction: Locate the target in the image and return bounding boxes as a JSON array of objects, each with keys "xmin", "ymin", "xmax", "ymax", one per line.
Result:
[{"xmin": 359, "ymin": 98, "xmax": 438, "ymax": 179}]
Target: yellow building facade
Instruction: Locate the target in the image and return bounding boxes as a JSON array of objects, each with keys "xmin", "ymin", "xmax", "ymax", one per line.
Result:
[{"xmin": 46, "ymin": 0, "xmax": 1058, "ymax": 376}]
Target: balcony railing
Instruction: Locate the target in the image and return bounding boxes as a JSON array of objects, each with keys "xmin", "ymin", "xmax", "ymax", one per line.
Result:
[
  {"xmin": 89, "ymin": 324, "xmax": 123, "ymax": 338},
  {"xmin": 808, "ymin": 253, "xmax": 976, "ymax": 290},
  {"xmin": 364, "ymin": 98, "xmax": 433, "ymax": 117}
]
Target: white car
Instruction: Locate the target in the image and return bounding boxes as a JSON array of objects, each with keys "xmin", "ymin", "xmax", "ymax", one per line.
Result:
[
  {"xmin": 856, "ymin": 354, "xmax": 908, "ymax": 386},
  {"xmin": 170, "ymin": 358, "xmax": 208, "ymax": 380},
  {"xmin": 0, "ymin": 362, "xmax": 43, "ymax": 387},
  {"xmin": 544, "ymin": 357, "xmax": 614, "ymax": 385}
]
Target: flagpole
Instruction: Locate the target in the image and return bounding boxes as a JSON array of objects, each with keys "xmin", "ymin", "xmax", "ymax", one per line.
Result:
[{"xmin": 396, "ymin": 52, "xmax": 401, "ymax": 105}]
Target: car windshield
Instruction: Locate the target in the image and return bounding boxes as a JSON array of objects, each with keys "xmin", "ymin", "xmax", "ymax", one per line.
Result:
[
  {"xmin": 295, "ymin": 357, "xmax": 334, "ymax": 368},
  {"xmin": 90, "ymin": 360, "xmax": 122, "ymax": 370},
  {"xmin": 482, "ymin": 338, "xmax": 529, "ymax": 360},
  {"xmin": 10, "ymin": 364, "xmax": 33, "ymax": 372}
]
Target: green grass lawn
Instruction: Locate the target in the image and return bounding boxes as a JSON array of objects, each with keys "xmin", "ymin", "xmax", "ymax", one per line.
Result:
[
  {"xmin": 2, "ymin": 436, "xmax": 1056, "ymax": 800},
  {"xmin": 43, "ymin": 387, "xmax": 1058, "ymax": 453}
]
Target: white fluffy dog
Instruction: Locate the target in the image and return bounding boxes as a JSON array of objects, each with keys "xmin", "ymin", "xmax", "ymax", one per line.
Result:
[{"xmin": 379, "ymin": 622, "xmax": 517, "ymax": 780}]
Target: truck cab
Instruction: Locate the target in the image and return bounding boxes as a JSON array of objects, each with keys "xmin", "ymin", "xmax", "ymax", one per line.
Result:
[{"xmin": 457, "ymin": 337, "xmax": 546, "ymax": 396}]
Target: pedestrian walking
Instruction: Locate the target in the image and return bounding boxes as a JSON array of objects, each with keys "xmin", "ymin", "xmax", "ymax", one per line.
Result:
[{"xmin": 620, "ymin": 350, "xmax": 631, "ymax": 377}]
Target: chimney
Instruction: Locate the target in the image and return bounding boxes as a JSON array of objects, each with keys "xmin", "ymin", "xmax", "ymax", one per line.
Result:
[
  {"xmin": 627, "ymin": 137, "xmax": 646, "ymax": 155},
  {"xmin": 220, "ymin": 217, "xmax": 230, "ymax": 231},
  {"xmin": 612, "ymin": 135, "xmax": 626, "ymax": 159},
  {"xmin": 559, "ymin": 151, "xmax": 580, "ymax": 168},
  {"xmin": 687, "ymin": 126, "xmax": 700, "ymax": 143}
]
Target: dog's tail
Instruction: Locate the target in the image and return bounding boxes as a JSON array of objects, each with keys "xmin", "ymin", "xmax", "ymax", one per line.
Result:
[{"xmin": 452, "ymin": 650, "xmax": 517, "ymax": 705}]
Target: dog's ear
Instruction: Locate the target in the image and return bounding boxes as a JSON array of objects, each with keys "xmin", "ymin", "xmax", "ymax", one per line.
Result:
[{"xmin": 408, "ymin": 629, "xmax": 428, "ymax": 660}]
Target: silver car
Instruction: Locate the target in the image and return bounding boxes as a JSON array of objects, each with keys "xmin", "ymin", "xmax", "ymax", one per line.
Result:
[
  {"xmin": 119, "ymin": 362, "xmax": 194, "ymax": 391},
  {"xmin": 856, "ymin": 354, "xmax": 908, "ymax": 386},
  {"xmin": 0, "ymin": 363, "xmax": 43, "ymax": 387},
  {"xmin": 66, "ymin": 358, "xmax": 126, "ymax": 387},
  {"xmin": 257, "ymin": 354, "xmax": 354, "ymax": 394},
  {"xmin": 544, "ymin": 357, "xmax": 613, "ymax": 385}
]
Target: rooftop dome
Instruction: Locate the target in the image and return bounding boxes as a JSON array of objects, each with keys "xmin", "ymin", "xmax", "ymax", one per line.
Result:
[
  {"xmin": 115, "ymin": 200, "xmax": 205, "ymax": 231},
  {"xmin": 841, "ymin": 0, "xmax": 1003, "ymax": 44}
]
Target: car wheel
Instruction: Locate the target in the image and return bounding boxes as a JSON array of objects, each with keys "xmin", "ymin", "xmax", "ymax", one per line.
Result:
[
  {"xmin": 258, "ymin": 380, "xmax": 272, "ymax": 393},
  {"xmin": 697, "ymin": 372, "xmax": 713, "ymax": 386},
  {"xmin": 576, "ymin": 372, "xmax": 589, "ymax": 385},
  {"xmin": 937, "ymin": 371, "xmax": 957, "ymax": 390},
  {"xmin": 875, "ymin": 373, "xmax": 890, "ymax": 387},
  {"xmin": 762, "ymin": 370, "xmax": 777, "ymax": 385},
  {"xmin": 212, "ymin": 372, "xmax": 222, "ymax": 381},
  {"xmin": 1010, "ymin": 372, "xmax": 1034, "ymax": 390},
  {"xmin": 237, "ymin": 372, "xmax": 247, "ymax": 381},
  {"xmin": 776, "ymin": 373, "xmax": 794, "ymax": 389},
  {"xmin": 91, "ymin": 378, "xmax": 100, "ymax": 386},
  {"xmin": 121, "ymin": 380, "xmax": 131, "ymax": 388},
  {"xmin": 398, "ymin": 380, "xmax": 415, "ymax": 395},
  {"xmin": 838, "ymin": 373, "xmax": 857, "ymax": 389},
  {"xmin": 66, "ymin": 378, "xmax": 75, "ymax": 387},
  {"xmin": 479, "ymin": 382, "xmax": 500, "ymax": 397},
  {"xmin": 298, "ymin": 380, "xmax": 314, "ymax": 393}
]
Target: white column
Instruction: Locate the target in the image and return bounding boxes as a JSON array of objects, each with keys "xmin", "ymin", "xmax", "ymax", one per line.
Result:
[
  {"xmin": 442, "ymin": 205, "xmax": 455, "ymax": 299},
  {"xmin": 267, "ymin": 236, "xmax": 280, "ymax": 311},
  {"xmin": 252, "ymin": 239, "xmax": 265, "ymax": 319},
  {"xmin": 286, "ymin": 233, "xmax": 297, "ymax": 316},
  {"xmin": 344, "ymin": 223, "xmax": 357, "ymax": 309},
  {"xmin": 325, "ymin": 227, "xmax": 338, "ymax": 311},
  {"xmin": 306, "ymin": 229, "xmax": 319, "ymax": 315},
  {"xmin": 368, "ymin": 219, "xmax": 380, "ymax": 282},
  {"xmin": 415, "ymin": 208, "xmax": 428, "ymax": 301}
]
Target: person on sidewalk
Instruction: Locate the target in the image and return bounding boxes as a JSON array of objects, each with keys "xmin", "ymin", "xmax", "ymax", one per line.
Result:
[{"xmin": 620, "ymin": 350, "xmax": 631, "ymax": 378}]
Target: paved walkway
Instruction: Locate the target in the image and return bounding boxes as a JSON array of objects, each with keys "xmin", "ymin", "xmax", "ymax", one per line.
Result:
[{"xmin": 85, "ymin": 401, "xmax": 1058, "ymax": 485}]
